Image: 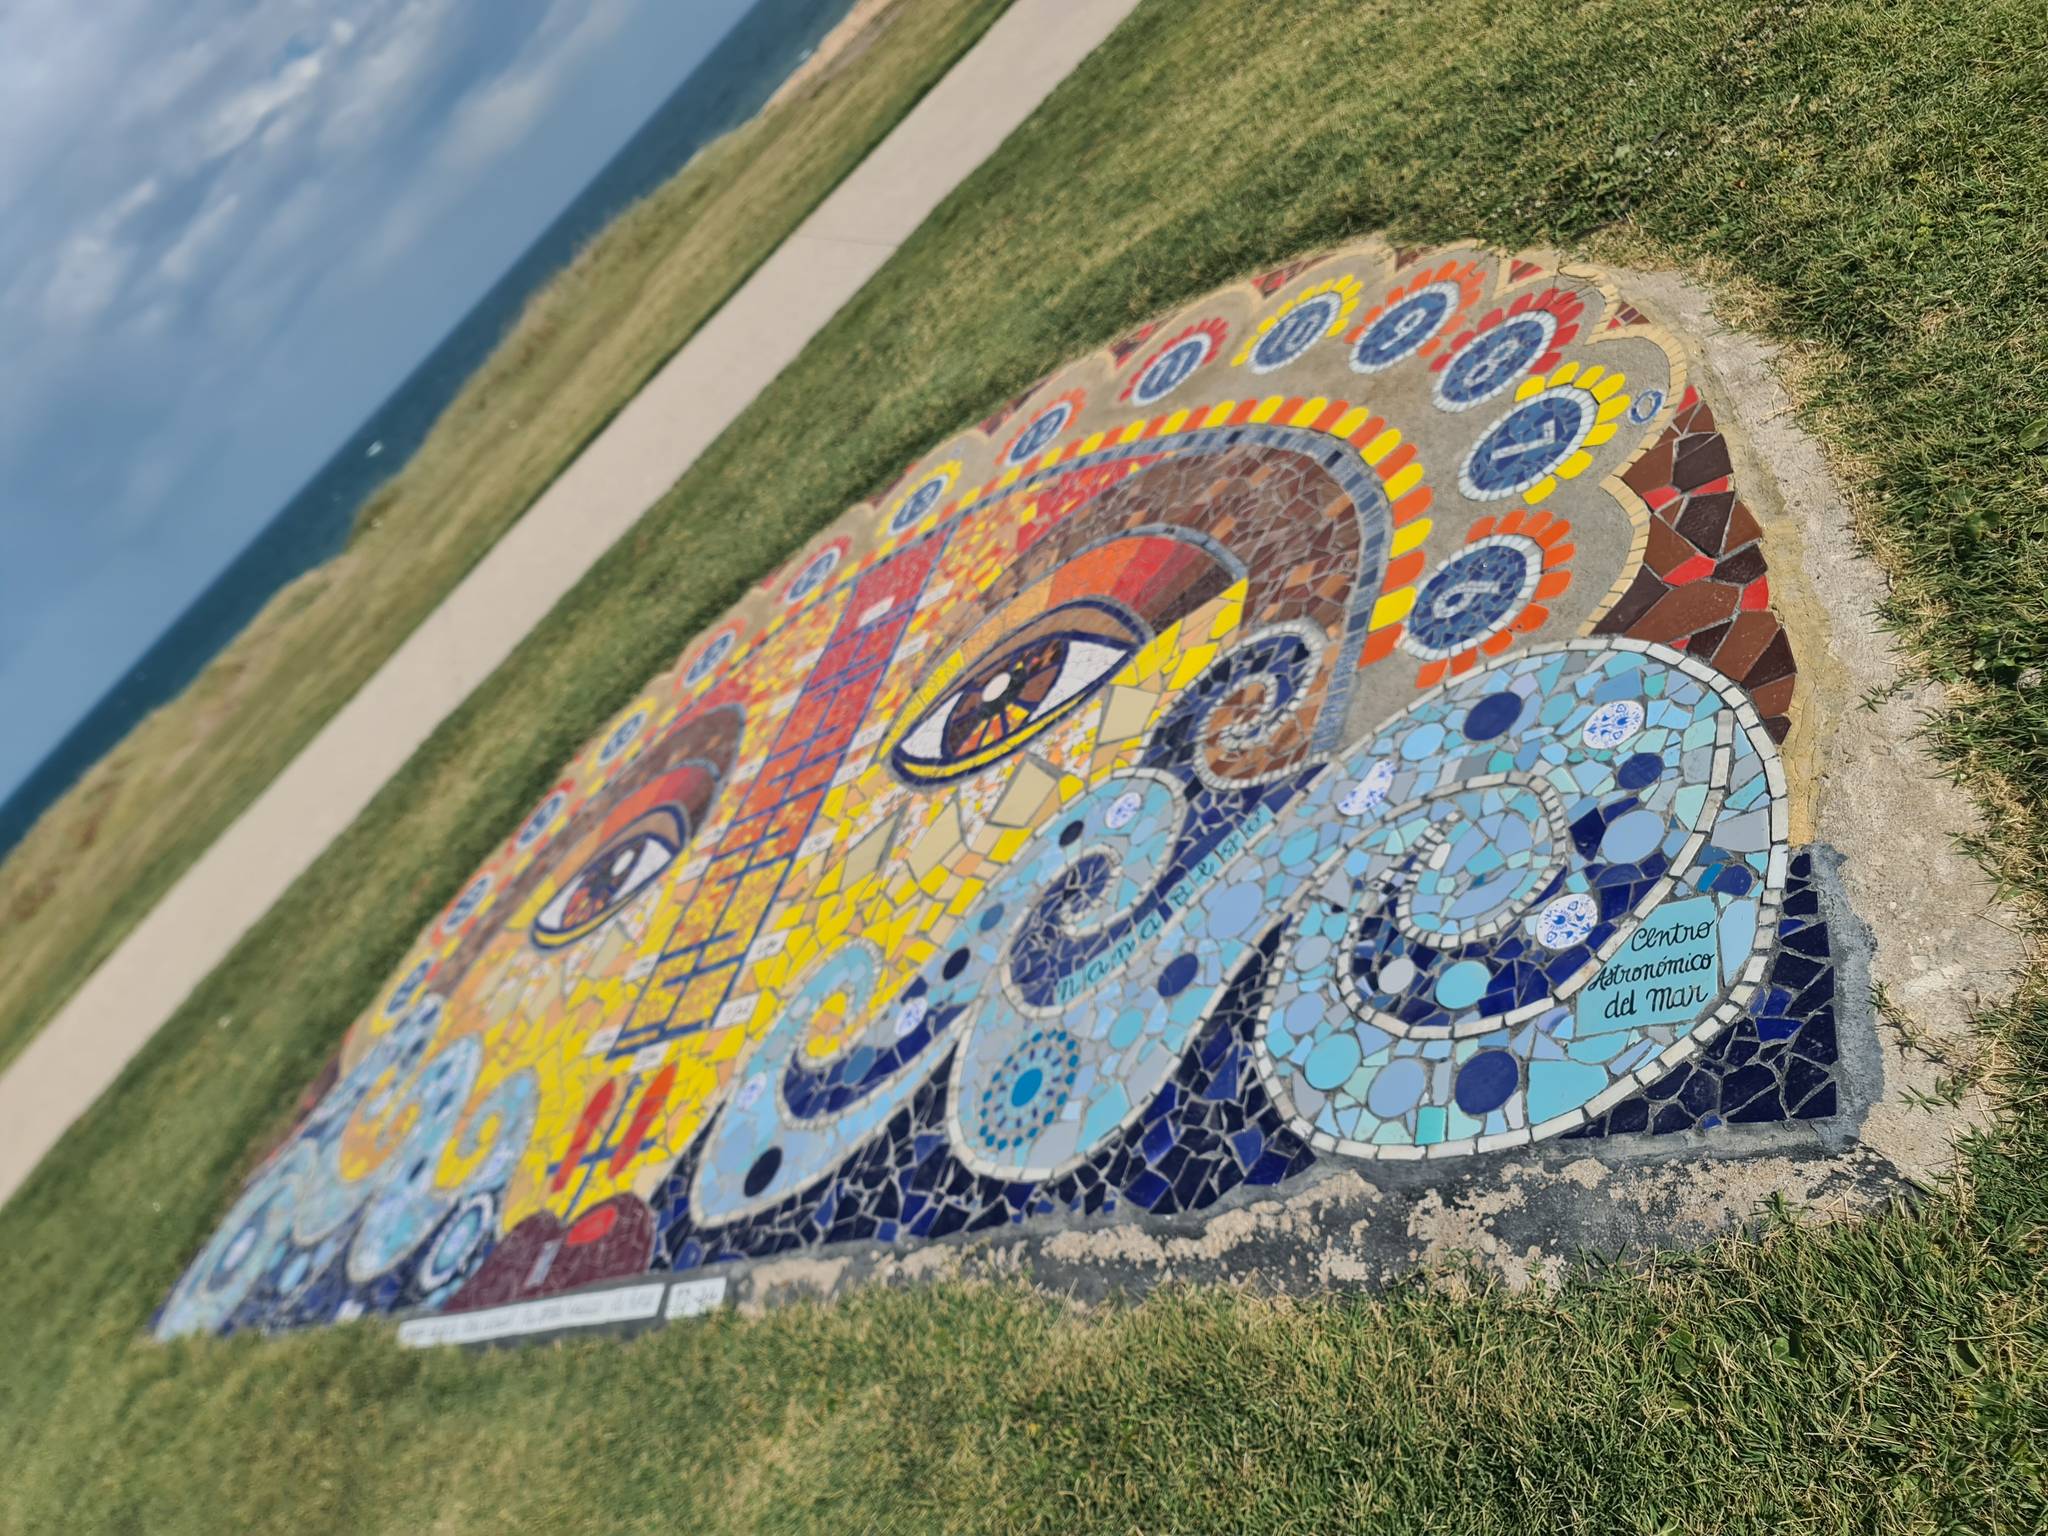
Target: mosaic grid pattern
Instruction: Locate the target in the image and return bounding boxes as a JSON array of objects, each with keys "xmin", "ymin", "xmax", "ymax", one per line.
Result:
[{"xmin": 159, "ymin": 241, "xmax": 1856, "ymax": 1339}]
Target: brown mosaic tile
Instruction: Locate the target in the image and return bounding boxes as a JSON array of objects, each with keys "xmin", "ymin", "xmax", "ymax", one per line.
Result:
[
  {"xmin": 1676, "ymin": 491, "xmax": 1735, "ymax": 554},
  {"xmin": 1672, "ymin": 433, "xmax": 1733, "ymax": 492}
]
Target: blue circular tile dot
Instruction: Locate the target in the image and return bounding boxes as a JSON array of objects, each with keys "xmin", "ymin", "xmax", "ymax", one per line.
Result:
[
  {"xmin": 1366, "ymin": 1058, "xmax": 1427, "ymax": 1117},
  {"xmin": 1616, "ymin": 752, "xmax": 1664, "ymax": 790},
  {"xmin": 1464, "ymin": 690, "xmax": 1522, "ymax": 741},
  {"xmin": 943, "ymin": 948, "xmax": 970, "ymax": 980},
  {"xmin": 1598, "ymin": 808, "xmax": 1664, "ymax": 864},
  {"xmin": 742, "ymin": 1146, "xmax": 783, "ymax": 1199},
  {"xmin": 1158, "ymin": 954, "xmax": 1199, "ymax": 998},
  {"xmin": 1303, "ymin": 1033, "xmax": 1363, "ymax": 1091},
  {"xmin": 1010, "ymin": 1068, "xmax": 1044, "ymax": 1108},
  {"xmin": 1454, "ymin": 1050, "xmax": 1518, "ymax": 1114},
  {"xmin": 1434, "ymin": 959, "xmax": 1492, "ymax": 1009}
]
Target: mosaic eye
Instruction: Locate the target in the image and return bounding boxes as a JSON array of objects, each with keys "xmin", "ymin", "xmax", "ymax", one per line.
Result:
[
  {"xmin": 531, "ymin": 807, "xmax": 685, "ymax": 949},
  {"xmin": 891, "ymin": 601, "xmax": 1139, "ymax": 784}
]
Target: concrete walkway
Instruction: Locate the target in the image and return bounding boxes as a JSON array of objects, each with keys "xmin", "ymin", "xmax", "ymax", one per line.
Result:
[{"xmin": 0, "ymin": 0, "xmax": 1145, "ymax": 1207}]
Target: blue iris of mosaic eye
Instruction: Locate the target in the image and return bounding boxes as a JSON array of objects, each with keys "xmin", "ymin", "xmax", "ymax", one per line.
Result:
[
  {"xmin": 892, "ymin": 600, "xmax": 1139, "ymax": 784},
  {"xmin": 1462, "ymin": 390, "xmax": 1593, "ymax": 499},
  {"xmin": 1404, "ymin": 539, "xmax": 1539, "ymax": 657},
  {"xmin": 1251, "ymin": 293, "xmax": 1342, "ymax": 371},
  {"xmin": 1132, "ymin": 337, "xmax": 1209, "ymax": 403},
  {"xmin": 1351, "ymin": 285, "xmax": 1454, "ymax": 372},
  {"xmin": 1436, "ymin": 314, "xmax": 1553, "ymax": 408},
  {"xmin": 531, "ymin": 808, "xmax": 686, "ymax": 949},
  {"xmin": 1005, "ymin": 403, "xmax": 1073, "ymax": 465}
]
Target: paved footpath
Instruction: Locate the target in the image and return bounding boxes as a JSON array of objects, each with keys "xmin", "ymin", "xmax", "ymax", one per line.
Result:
[{"xmin": 0, "ymin": 0, "xmax": 1145, "ymax": 1207}]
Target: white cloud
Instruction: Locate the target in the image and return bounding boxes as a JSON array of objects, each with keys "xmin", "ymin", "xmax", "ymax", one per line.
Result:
[
  {"xmin": 41, "ymin": 231, "xmax": 132, "ymax": 324},
  {"xmin": 438, "ymin": 70, "xmax": 554, "ymax": 170},
  {"xmin": 128, "ymin": 300, "xmax": 174, "ymax": 338},
  {"xmin": 156, "ymin": 192, "xmax": 242, "ymax": 286},
  {"xmin": 355, "ymin": 195, "xmax": 432, "ymax": 273},
  {"xmin": 198, "ymin": 52, "xmax": 325, "ymax": 161},
  {"xmin": 238, "ymin": 182, "xmax": 329, "ymax": 271},
  {"xmin": 438, "ymin": 0, "xmax": 630, "ymax": 171},
  {"xmin": 318, "ymin": 0, "xmax": 454, "ymax": 152},
  {"xmin": 118, "ymin": 448, "xmax": 180, "ymax": 530},
  {"xmin": 112, "ymin": 35, "xmax": 227, "ymax": 135},
  {"xmin": 37, "ymin": 178, "xmax": 163, "ymax": 324},
  {"xmin": 108, "ymin": 178, "xmax": 163, "ymax": 225},
  {"xmin": 0, "ymin": 0, "xmax": 147, "ymax": 201}
]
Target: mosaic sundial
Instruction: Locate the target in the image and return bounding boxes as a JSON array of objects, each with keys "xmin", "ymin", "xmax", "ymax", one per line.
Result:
[{"xmin": 160, "ymin": 239, "xmax": 1957, "ymax": 1341}]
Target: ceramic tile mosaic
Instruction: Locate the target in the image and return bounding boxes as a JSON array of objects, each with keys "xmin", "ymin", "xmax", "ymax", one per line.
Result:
[{"xmin": 158, "ymin": 240, "xmax": 1865, "ymax": 1340}]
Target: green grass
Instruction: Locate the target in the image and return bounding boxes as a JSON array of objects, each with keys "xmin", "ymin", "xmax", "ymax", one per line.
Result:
[
  {"xmin": 4, "ymin": 0, "xmax": 2047, "ymax": 1529},
  {"xmin": 0, "ymin": 0, "xmax": 1013, "ymax": 1075}
]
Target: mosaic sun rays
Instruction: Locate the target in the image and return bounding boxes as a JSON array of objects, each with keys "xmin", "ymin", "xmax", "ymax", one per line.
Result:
[{"xmin": 160, "ymin": 241, "xmax": 1844, "ymax": 1338}]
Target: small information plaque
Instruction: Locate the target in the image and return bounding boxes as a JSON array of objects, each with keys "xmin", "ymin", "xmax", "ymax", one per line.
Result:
[
  {"xmin": 665, "ymin": 1276, "xmax": 730, "ymax": 1321},
  {"xmin": 1574, "ymin": 895, "xmax": 1723, "ymax": 1035},
  {"xmin": 396, "ymin": 1282, "xmax": 666, "ymax": 1350}
]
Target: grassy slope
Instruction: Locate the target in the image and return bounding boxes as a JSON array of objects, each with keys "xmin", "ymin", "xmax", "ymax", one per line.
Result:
[
  {"xmin": 0, "ymin": 0, "xmax": 1013, "ymax": 1075},
  {"xmin": 4, "ymin": 0, "xmax": 2046, "ymax": 1530}
]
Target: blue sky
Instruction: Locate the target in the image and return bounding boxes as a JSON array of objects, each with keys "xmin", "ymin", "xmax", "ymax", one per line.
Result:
[{"xmin": 0, "ymin": 0, "xmax": 758, "ymax": 796}]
